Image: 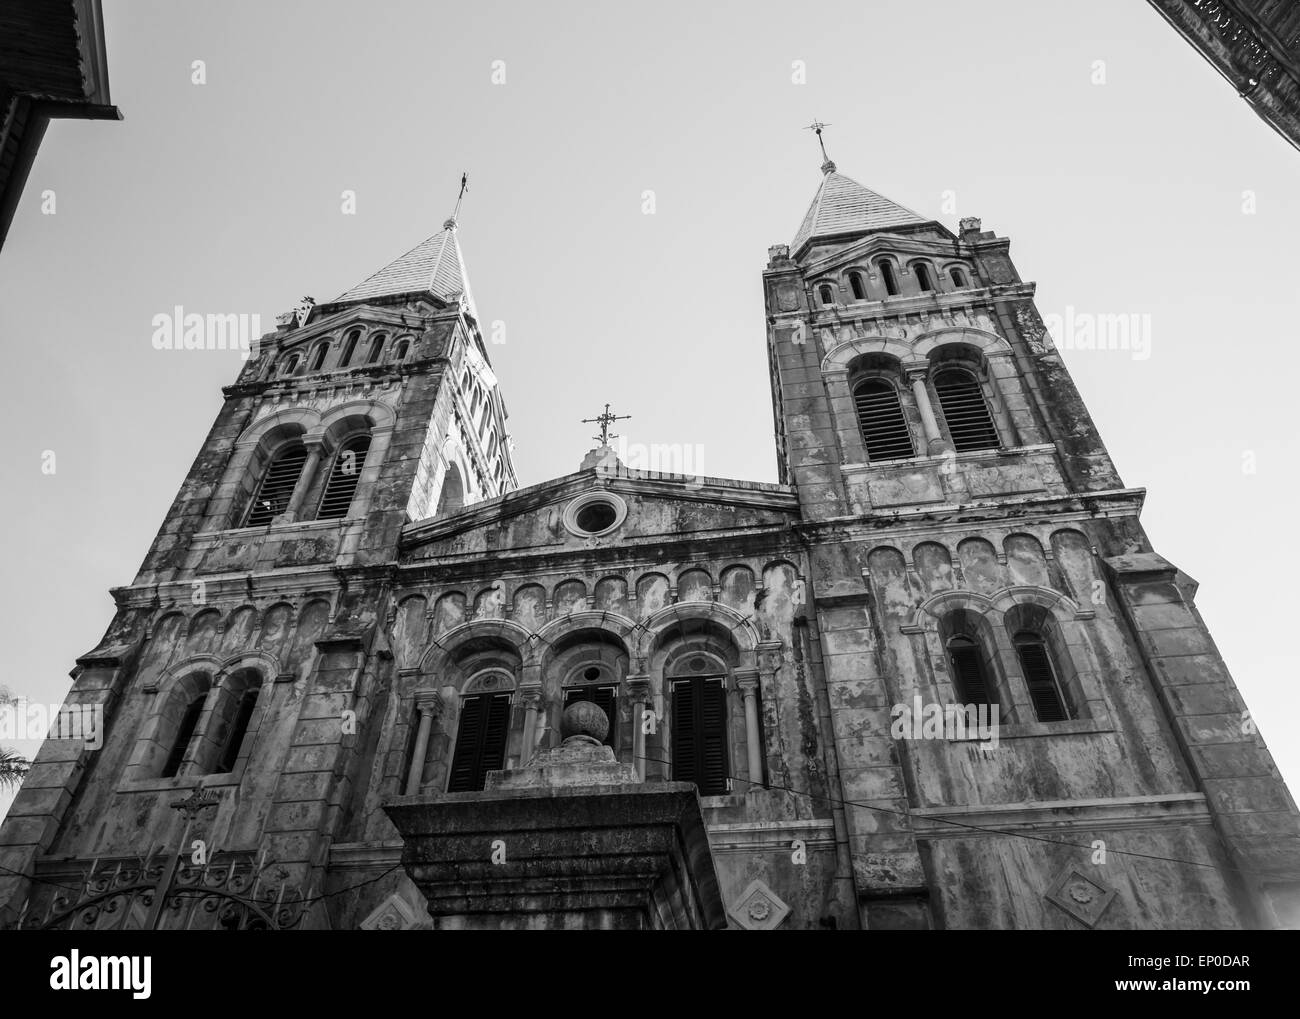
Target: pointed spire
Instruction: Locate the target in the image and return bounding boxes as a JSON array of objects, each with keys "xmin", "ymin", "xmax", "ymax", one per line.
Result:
[
  {"xmin": 332, "ymin": 174, "xmax": 477, "ymax": 315},
  {"xmin": 791, "ymin": 167, "xmax": 927, "ymax": 253}
]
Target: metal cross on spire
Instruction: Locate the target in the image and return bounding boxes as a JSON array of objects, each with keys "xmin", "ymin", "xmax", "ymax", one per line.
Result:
[
  {"xmin": 804, "ymin": 119, "xmax": 834, "ymax": 171},
  {"xmin": 449, "ymin": 171, "xmax": 469, "ymax": 225},
  {"xmin": 582, "ymin": 403, "xmax": 631, "ymax": 446}
]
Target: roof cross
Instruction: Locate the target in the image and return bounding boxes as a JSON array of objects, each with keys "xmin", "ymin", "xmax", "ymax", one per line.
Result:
[{"xmin": 582, "ymin": 403, "xmax": 631, "ymax": 447}]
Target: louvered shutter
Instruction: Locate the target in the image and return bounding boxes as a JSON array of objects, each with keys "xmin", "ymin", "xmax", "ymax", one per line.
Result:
[
  {"xmin": 563, "ymin": 686, "xmax": 617, "ymax": 746},
  {"xmin": 671, "ymin": 679, "xmax": 697, "ymax": 786},
  {"xmin": 245, "ymin": 444, "xmax": 308, "ymax": 526},
  {"xmin": 446, "ymin": 696, "xmax": 483, "ymax": 792},
  {"xmin": 671, "ymin": 678, "xmax": 729, "ymax": 796},
  {"xmin": 448, "ymin": 694, "xmax": 511, "ymax": 792},
  {"xmin": 933, "ymin": 368, "xmax": 1000, "ymax": 452},
  {"xmin": 854, "ymin": 379, "xmax": 914, "ymax": 462},
  {"xmin": 479, "ymin": 694, "xmax": 510, "ymax": 781},
  {"xmin": 315, "ymin": 436, "xmax": 371, "ymax": 520},
  {"xmin": 699, "ymin": 679, "xmax": 728, "ymax": 795},
  {"xmin": 1016, "ymin": 639, "xmax": 1069, "ymax": 722},
  {"xmin": 948, "ymin": 641, "xmax": 996, "ymax": 707}
]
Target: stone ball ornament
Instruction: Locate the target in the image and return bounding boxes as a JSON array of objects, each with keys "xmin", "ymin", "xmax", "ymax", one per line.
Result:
[{"xmin": 561, "ymin": 700, "xmax": 609, "ymax": 743}]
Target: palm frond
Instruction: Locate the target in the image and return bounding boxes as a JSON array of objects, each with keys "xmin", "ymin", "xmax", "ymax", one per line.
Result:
[{"xmin": 0, "ymin": 747, "xmax": 30, "ymax": 789}]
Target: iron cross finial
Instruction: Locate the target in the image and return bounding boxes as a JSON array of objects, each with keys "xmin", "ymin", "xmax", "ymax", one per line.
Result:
[
  {"xmin": 581, "ymin": 403, "xmax": 632, "ymax": 446},
  {"xmin": 804, "ymin": 119, "xmax": 832, "ymax": 165}
]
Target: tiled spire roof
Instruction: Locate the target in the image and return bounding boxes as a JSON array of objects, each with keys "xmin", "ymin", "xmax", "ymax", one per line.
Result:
[
  {"xmin": 791, "ymin": 161, "xmax": 927, "ymax": 252},
  {"xmin": 333, "ymin": 217, "xmax": 476, "ymax": 315}
]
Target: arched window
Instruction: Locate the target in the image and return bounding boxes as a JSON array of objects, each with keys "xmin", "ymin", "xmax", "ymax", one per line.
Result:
[
  {"xmin": 280, "ymin": 354, "xmax": 299, "ymax": 376},
  {"xmin": 849, "ymin": 272, "xmax": 867, "ymax": 301},
  {"xmin": 1013, "ymin": 631, "xmax": 1071, "ymax": 722},
  {"xmin": 933, "ymin": 367, "xmax": 1000, "ymax": 451},
  {"xmin": 244, "ymin": 442, "xmax": 308, "ymax": 526},
  {"xmin": 339, "ymin": 329, "xmax": 360, "ymax": 368},
  {"xmin": 817, "ymin": 283, "xmax": 835, "ymax": 306},
  {"xmin": 315, "ymin": 435, "xmax": 371, "ymax": 519},
  {"xmin": 853, "ymin": 378, "xmax": 914, "ymax": 461},
  {"xmin": 949, "ymin": 267, "xmax": 967, "ymax": 288},
  {"xmin": 367, "ymin": 333, "xmax": 386, "ymax": 364},
  {"xmin": 914, "ymin": 262, "xmax": 935, "ymax": 292},
  {"xmin": 946, "ymin": 634, "xmax": 997, "ymax": 708},
  {"xmin": 877, "ymin": 259, "xmax": 899, "ymax": 296},
  {"xmin": 392, "ymin": 339, "xmax": 409, "ymax": 362},
  {"xmin": 309, "ymin": 342, "xmax": 329, "ymax": 371},
  {"xmin": 670, "ymin": 673, "xmax": 728, "ymax": 796},
  {"xmin": 212, "ymin": 672, "xmax": 263, "ymax": 774},
  {"xmin": 446, "ymin": 692, "xmax": 511, "ymax": 792},
  {"xmin": 161, "ymin": 689, "xmax": 207, "ymax": 778}
]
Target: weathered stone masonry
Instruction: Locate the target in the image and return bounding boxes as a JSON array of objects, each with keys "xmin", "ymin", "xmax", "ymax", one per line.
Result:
[{"xmin": 2, "ymin": 163, "xmax": 1297, "ymax": 930}]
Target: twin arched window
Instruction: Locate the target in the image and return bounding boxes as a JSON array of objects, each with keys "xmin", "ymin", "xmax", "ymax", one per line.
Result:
[
  {"xmin": 242, "ymin": 431, "xmax": 373, "ymax": 527},
  {"xmin": 157, "ymin": 670, "xmax": 263, "ymax": 779},
  {"xmin": 852, "ymin": 361, "xmax": 1000, "ymax": 462},
  {"xmin": 943, "ymin": 621, "xmax": 1072, "ymax": 723}
]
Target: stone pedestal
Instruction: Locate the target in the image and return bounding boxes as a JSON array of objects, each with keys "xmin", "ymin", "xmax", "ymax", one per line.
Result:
[{"xmin": 383, "ymin": 705, "xmax": 726, "ymax": 930}]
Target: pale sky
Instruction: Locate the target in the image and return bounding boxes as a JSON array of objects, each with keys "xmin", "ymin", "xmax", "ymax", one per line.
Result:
[{"xmin": 2, "ymin": 0, "xmax": 1297, "ymax": 818}]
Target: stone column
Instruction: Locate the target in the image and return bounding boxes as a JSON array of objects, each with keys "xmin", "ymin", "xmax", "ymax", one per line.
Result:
[
  {"xmin": 626, "ymin": 674, "xmax": 652, "ymax": 781},
  {"xmin": 518, "ymin": 688, "xmax": 544, "ymax": 766},
  {"xmin": 983, "ymin": 353, "xmax": 1023, "ymax": 447},
  {"xmin": 282, "ymin": 441, "xmax": 325, "ymax": 521},
  {"xmin": 735, "ymin": 670, "xmax": 763, "ymax": 790},
  {"xmin": 905, "ymin": 365, "xmax": 949, "ymax": 455},
  {"xmin": 403, "ymin": 693, "xmax": 443, "ymax": 796}
]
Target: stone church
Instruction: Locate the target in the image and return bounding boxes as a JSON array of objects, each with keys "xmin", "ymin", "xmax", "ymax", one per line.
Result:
[{"xmin": 2, "ymin": 149, "xmax": 1298, "ymax": 930}]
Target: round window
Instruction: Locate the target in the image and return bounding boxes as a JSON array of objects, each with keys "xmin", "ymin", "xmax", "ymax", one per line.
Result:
[
  {"xmin": 574, "ymin": 501, "xmax": 618, "ymax": 534},
  {"xmin": 562, "ymin": 491, "xmax": 627, "ymax": 538},
  {"xmin": 583, "ymin": 666, "xmax": 601, "ymax": 681}
]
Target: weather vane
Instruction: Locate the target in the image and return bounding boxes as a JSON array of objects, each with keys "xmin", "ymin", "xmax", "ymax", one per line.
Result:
[
  {"xmin": 582, "ymin": 403, "xmax": 631, "ymax": 447},
  {"xmin": 804, "ymin": 119, "xmax": 832, "ymax": 164}
]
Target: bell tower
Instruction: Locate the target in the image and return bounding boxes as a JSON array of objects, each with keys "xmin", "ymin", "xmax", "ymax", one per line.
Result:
[
  {"xmin": 763, "ymin": 152, "xmax": 1122, "ymax": 523},
  {"xmin": 0, "ymin": 208, "xmax": 520, "ymax": 928},
  {"xmin": 763, "ymin": 136, "xmax": 1300, "ymax": 930}
]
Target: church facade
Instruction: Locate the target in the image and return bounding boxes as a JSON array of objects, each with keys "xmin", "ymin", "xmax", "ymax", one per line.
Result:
[{"xmin": 3, "ymin": 155, "xmax": 1298, "ymax": 930}]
